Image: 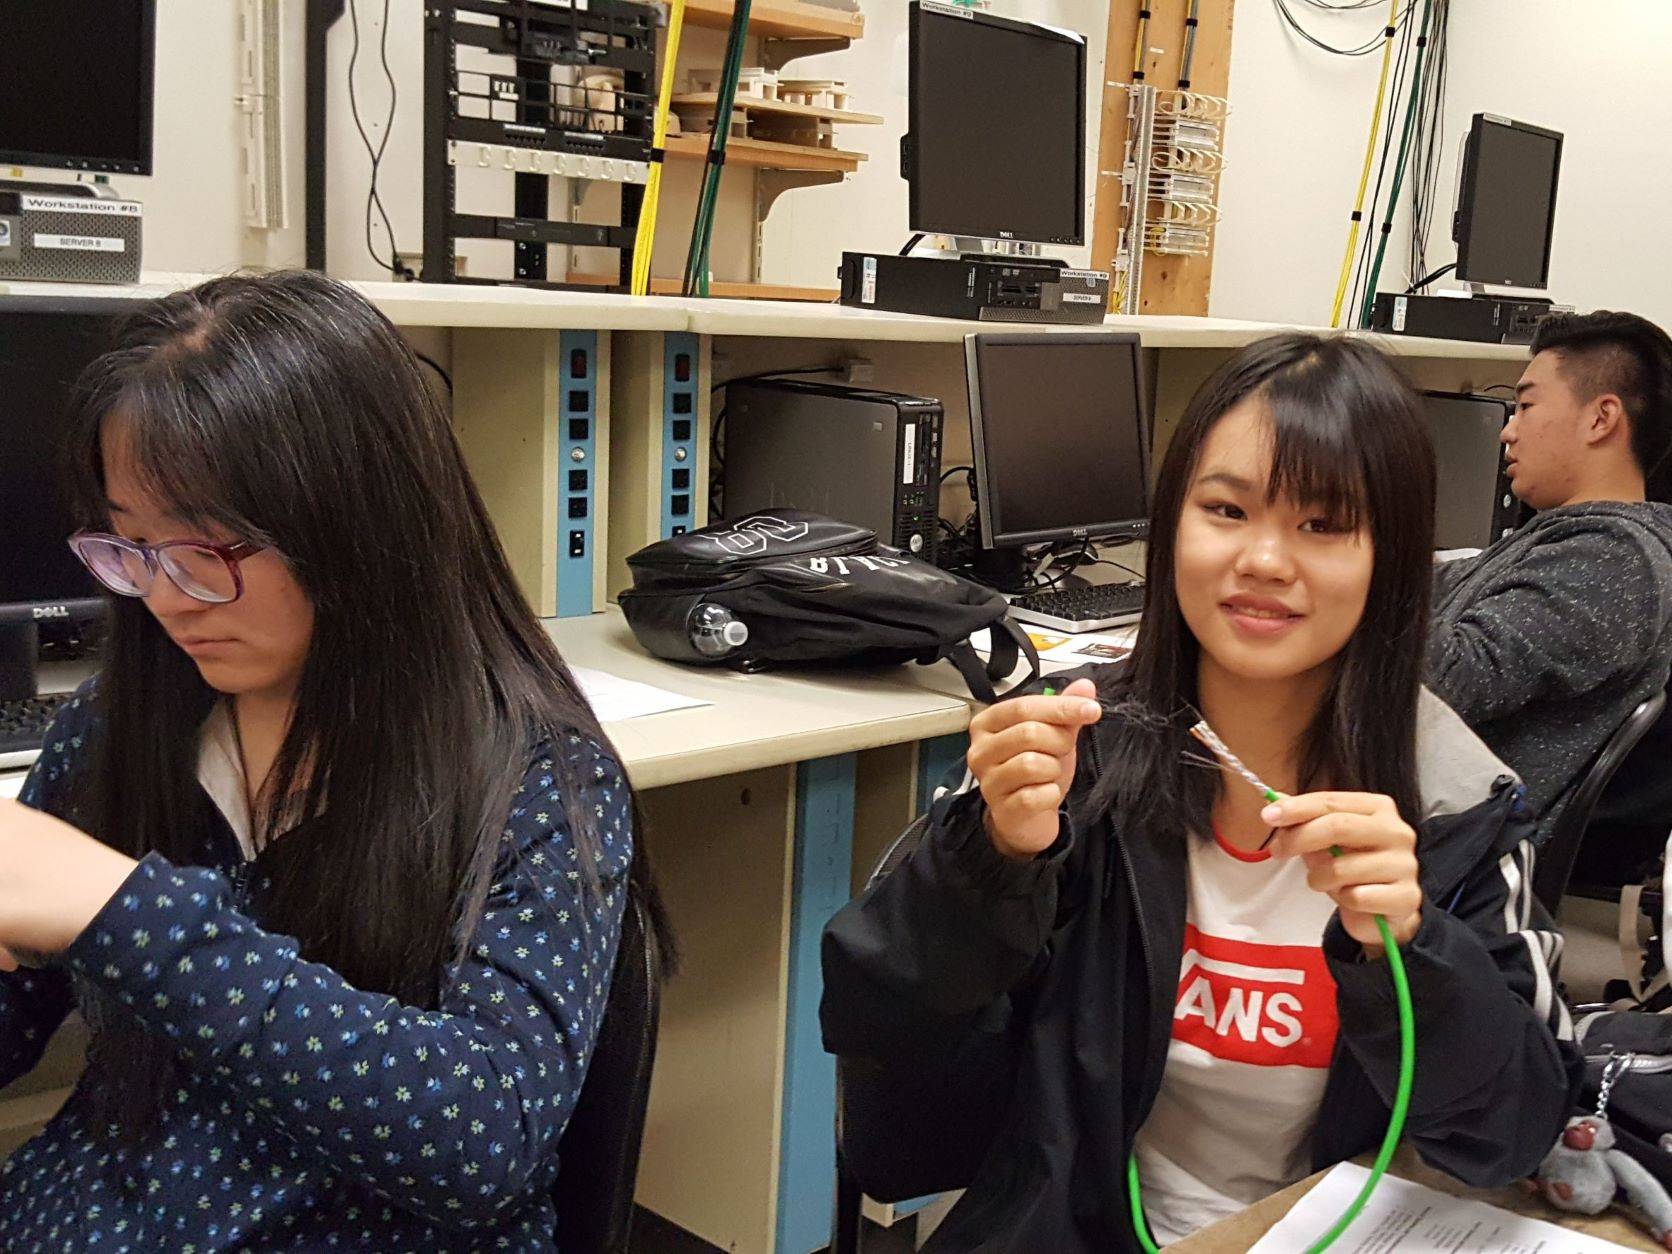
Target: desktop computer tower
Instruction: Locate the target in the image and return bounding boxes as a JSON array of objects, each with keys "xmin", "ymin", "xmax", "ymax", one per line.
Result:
[{"xmin": 721, "ymin": 379, "xmax": 943, "ymax": 561}]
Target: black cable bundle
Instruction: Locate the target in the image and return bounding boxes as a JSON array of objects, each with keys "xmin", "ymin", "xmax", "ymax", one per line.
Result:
[
  {"xmin": 1271, "ymin": 0, "xmax": 1412, "ymax": 56},
  {"xmin": 1407, "ymin": 0, "xmax": 1452, "ymax": 288}
]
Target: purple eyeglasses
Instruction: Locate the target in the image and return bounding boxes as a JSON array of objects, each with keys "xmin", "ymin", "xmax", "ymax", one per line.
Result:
[{"xmin": 68, "ymin": 531, "xmax": 268, "ymax": 605}]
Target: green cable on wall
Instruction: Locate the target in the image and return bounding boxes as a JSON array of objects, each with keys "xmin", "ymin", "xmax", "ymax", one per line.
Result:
[
  {"xmin": 681, "ymin": 0, "xmax": 753, "ymax": 296},
  {"xmin": 1356, "ymin": 0, "xmax": 1436, "ymax": 328}
]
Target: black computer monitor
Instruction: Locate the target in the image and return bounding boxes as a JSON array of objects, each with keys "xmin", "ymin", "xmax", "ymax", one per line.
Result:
[
  {"xmin": 1453, "ymin": 113, "xmax": 1562, "ymax": 290},
  {"xmin": 965, "ymin": 333, "xmax": 1149, "ymax": 563},
  {"xmin": 0, "ymin": 1, "xmax": 157, "ymax": 175},
  {"xmin": 0, "ymin": 298, "xmax": 122, "ymax": 699},
  {"xmin": 1421, "ymin": 391, "xmax": 1521, "ymax": 550},
  {"xmin": 905, "ymin": 3, "xmax": 1086, "ymax": 246}
]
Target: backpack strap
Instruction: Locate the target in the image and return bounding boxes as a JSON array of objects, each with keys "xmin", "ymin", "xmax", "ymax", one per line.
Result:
[
  {"xmin": 943, "ymin": 620, "xmax": 1041, "ymax": 704},
  {"xmin": 1621, "ymin": 882, "xmax": 1655, "ymax": 1005}
]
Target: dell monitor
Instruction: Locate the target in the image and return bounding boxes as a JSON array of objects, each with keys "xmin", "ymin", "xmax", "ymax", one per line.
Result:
[
  {"xmin": 1453, "ymin": 113, "xmax": 1562, "ymax": 291},
  {"xmin": 0, "ymin": 298, "xmax": 122, "ymax": 700},
  {"xmin": 965, "ymin": 332, "xmax": 1149, "ymax": 578},
  {"xmin": 905, "ymin": 3, "xmax": 1086, "ymax": 246},
  {"xmin": 0, "ymin": 1, "xmax": 157, "ymax": 175},
  {"xmin": 1421, "ymin": 391, "xmax": 1522, "ymax": 550}
]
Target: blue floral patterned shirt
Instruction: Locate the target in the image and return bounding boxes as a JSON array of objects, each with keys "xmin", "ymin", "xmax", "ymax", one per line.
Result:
[{"xmin": 0, "ymin": 687, "xmax": 632, "ymax": 1251}]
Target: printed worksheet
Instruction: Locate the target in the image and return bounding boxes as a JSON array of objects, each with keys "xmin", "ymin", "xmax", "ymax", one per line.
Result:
[{"xmin": 1249, "ymin": 1164, "xmax": 1636, "ymax": 1253}]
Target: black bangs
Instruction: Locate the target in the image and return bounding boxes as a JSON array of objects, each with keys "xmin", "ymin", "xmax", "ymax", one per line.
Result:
[
  {"xmin": 67, "ymin": 338, "xmax": 267, "ymax": 546},
  {"xmin": 1260, "ymin": 380, "xmax": 1371, "ymax": 534}
]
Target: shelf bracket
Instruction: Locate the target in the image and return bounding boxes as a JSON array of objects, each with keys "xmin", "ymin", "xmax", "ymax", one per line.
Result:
[
  {"xmin": 760, "ymin": 36, "xmax": 851, "ymax": 73},
  {"xmin": 753, "ymin": 167, "xmax": 845, "ymax": 281}
]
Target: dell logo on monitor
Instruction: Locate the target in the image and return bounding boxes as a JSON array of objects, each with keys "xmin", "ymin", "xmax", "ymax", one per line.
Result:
[{"xmin": 32, "ymin": 605, "xmax": 69, "ymax": 620}]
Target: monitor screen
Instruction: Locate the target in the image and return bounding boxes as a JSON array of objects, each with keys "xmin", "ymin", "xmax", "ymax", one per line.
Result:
[
  {"xmin": 967, "ymin": 334, "xmax": 1148, "ymax": 548},
  {"xmin": 0, "ymin": 1, "xmax": 156, "ymax": 174},
  {"xmin": 908, "ymin": 4, "xmax": 1085, "ymax": 245},
  {"xmin": 1454, "ymin": 114, "xmax": 1562, "ymax": 289},
  {"xmin": 1422, "ymin": 392, "xmax": 1511, "ymax": 550},
  {"xmin": 0, "ymin": 304, "xmax": 118, "ymax": 615}
]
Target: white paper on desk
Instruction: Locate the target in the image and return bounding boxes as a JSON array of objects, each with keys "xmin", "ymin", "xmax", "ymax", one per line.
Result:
[
  {"xmin": 1249, "ymin": 1163, "xmax": 1634, "ymax": 1253},
  {"xmin": 970, "ymin": 628, "xmax": 1135, "ymax": 664},
  {"xmin": 571, "ymin": 666, "xmax": 711, "ymax": 722}
]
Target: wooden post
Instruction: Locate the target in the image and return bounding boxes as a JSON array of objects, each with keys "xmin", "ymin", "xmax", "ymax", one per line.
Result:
[{"xmin": 1091, "ymin": 0, "xmax": 1235, "ymax": 316}]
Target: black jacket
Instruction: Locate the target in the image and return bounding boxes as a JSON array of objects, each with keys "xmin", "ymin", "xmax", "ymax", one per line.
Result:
[{"xmin": 821, "ymin": 666, "xmax": 1583, "ymax": 1252}]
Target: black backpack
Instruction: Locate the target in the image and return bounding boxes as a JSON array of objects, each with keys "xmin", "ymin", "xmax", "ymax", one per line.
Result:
[
  {"xmin": 617, "ymin": 510, "xmax": 1040, "ymax": 702},
  {"xmin": 1571, "ymin": 1010, "xmax": 1672, "ymax": 1197}
]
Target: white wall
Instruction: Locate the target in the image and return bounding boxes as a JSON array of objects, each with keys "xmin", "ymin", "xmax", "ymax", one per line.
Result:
[
  {"xmin": 1213, "ymin": 0, "xmax": 1672, "ymax": 328},
  {"xmin": 1213, "ymin": 0, "xmax": 1415, "ymax": 325},
  {"xmin": 102, "ymin": 0, "xmax": 273, "ymax": 275},
  {"xmin": 1433, "ymin": 1, "xmax": 1672, "ymax": 329}
]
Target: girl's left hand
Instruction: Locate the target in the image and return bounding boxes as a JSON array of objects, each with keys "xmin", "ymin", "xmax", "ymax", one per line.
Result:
[
  {"xmin": 1263, "ymin": 791, "xmax": 1422, "ymax": 952},
  {"xmin": 0, "ymin": 799, "xmax": 139, "ymax": 971}
]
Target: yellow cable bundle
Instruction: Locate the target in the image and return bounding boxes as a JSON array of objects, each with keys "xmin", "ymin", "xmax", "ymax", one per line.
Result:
[
  {"xmin": 631, "ymin": 0, "xmax": 687, "ymax": 297},
  {"xmin": 1328, "ymin": 0, "xmax": 1401, "ymax": 327},
  {"xmin": 1131, "ymin": 5, "xmax": 1151, "ymax": 85}
]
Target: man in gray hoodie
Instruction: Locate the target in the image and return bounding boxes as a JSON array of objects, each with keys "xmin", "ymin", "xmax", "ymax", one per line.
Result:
[{"xmin": 1428, "ymin": 311, "xmax": 1672, "ymax": 853}]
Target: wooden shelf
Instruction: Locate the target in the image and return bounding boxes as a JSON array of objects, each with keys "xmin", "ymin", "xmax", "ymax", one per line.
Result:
[
  {"xmin": 662, "ymin": 133, "xmax": 864, "ymax": 173},
  {"xmin": 674, "ymin": 0, "xmax": 864, "ymax": 42},
  {"xmin": 672, "ymin": 92, "xmax": 884, "ymax": 127},
  {"xmin": 566, "ymin": 272, "xmax": 839, "ymax": 303}
]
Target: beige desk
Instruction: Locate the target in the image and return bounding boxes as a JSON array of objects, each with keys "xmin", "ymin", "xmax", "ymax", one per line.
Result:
[
  {"xmin": 1173, "ymin": 1147, "xmax": 1659, "ymax": 1252},
  {"xmin": 543, "ymin": 608, "xmax": 972, "ymax": 790},
  {"xmin": 0, "ymin": 273, "xmax": 1530, "ymax": 359}
]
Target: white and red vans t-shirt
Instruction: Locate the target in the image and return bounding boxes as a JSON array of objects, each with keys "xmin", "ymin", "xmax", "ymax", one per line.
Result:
[{"xmin": 1131, "ymin": 829, "xmax": 1341, "ymax": 1244}]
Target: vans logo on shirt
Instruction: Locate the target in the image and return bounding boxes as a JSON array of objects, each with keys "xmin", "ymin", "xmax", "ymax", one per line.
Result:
[{"xmin": 1171, "ymin": 924, "xmax": 1339, "ymax": 1068}]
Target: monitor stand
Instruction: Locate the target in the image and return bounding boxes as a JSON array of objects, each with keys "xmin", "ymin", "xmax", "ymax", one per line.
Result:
[
  {"xmin": 932, "ymin": 237, "xmax": 1068, "ymax": 270},
  {"xmin": 0, "ymin": 622, "xmax": 39, "ymax": 704},
  {"xmin": 971, "ymin": 545, "xmax": 1029, "ymax": 593}
]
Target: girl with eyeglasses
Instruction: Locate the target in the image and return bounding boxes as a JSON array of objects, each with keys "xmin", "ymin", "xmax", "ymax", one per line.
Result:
[{"xmin": 0, "ymin": 271, "xmax": 671, "ymax": 1250}]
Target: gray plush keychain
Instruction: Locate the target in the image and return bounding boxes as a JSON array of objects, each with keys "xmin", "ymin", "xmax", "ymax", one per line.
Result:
[{"xmin": 1533, "ymin": 1053, "xmax": 1672, "ymax": 1249}]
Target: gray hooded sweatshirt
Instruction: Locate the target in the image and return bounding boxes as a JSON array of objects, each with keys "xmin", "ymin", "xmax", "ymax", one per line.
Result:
[{"xmin": 1428, "ymin": 500, "xmax": 1672, "ymax": 839}]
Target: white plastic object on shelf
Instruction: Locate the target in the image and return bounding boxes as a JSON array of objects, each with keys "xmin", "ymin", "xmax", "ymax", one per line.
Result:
[
  {"xmin": 778, "ymin": 78, "xmax": 849, "ymax": 111},
  {"xmin": 687, "ymin": 66, "xmax": 778, "ymax": 100}
]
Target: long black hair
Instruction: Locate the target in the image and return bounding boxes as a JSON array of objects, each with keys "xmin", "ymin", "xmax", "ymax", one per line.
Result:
[
  {"xmin": 62, "ymin": 270, "xmax": 671, "ymax": 1135},
  {"xmin": 1088, "ymin": 333, "xmax": 1436, "ymax": 836}
]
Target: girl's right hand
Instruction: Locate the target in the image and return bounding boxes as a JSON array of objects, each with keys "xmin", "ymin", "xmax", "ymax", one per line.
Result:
[{"xmin": 967, "ymin": 678, "xmax": 1103, "ymax": 860}]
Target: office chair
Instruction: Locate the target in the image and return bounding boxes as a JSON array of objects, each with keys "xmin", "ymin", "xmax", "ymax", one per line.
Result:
[
  {"xmin": 834, "ymin": 819, "xmax": 925, "ymax": 1254},
  {"xmin": 553, "ymin": 891, "xmax": 663, "ymax": 1254},
  {"xmin": 832, "ymin": 816, "xmax": 1007, "ymax": 1254},
  {"xmin": 1533, "ymin": 691, "xmax": 1668, "ymax": 915}
]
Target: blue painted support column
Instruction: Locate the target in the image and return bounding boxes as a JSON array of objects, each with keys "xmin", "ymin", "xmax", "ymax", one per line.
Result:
[
  {"xmin": 660, "ymin": 331, "xmax": 700, "ymax": 538},
  {"xmin": 776, "ymin": 753, "xmax": 858, "ymax": 1254},
  {"xmin": 556, "ymin": 330, "xmax": 599, "ymax": 618}
]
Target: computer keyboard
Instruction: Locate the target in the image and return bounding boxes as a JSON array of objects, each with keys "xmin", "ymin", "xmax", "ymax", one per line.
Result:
[
  {"xmin": 1008, "ymin": 581, "xmax": 1146, "ymax": 633},
  {"xmin": 0, "ymin": 694, "xmax": 71, "ymax": 758}
]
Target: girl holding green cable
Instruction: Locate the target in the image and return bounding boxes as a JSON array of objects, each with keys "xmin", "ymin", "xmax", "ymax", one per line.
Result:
[{"xmin": 822, "ymin": 333, "xmax": 1581, "ymax": 1251}]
